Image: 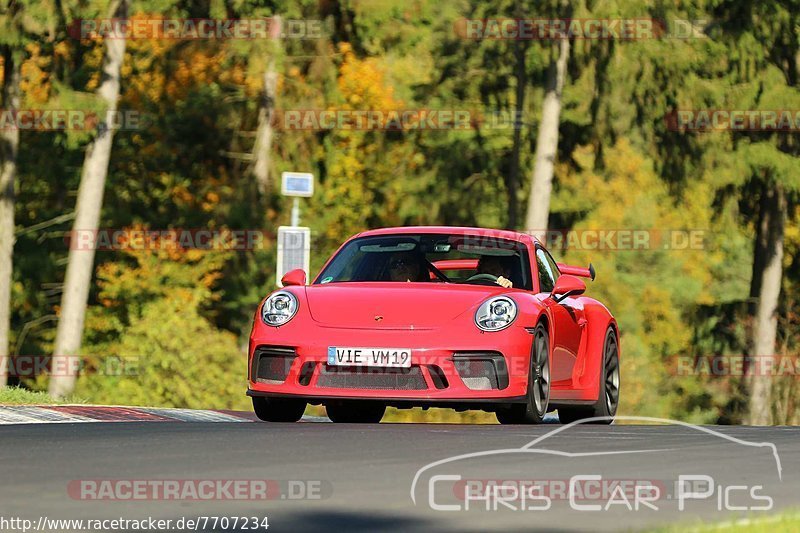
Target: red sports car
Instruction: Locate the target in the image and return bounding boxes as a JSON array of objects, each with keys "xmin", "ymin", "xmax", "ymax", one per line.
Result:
[{"xmin": 247, "ymin": 226, "xmax": 619, "ymax": 424}]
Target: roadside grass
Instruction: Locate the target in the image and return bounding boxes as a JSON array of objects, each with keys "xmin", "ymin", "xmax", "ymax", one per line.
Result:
[
  {"xmin": 652, "ymin": 510, "xmax": 800, "ymax": 532},
  {"xmin": 304, "ymin": 404, "xmax": 498, "ymax": 423},
  {"xmin": 0, "ymin": 386, "xmax": 86, "ymax": 405},
  {"xmin": 382, "ymin": 407, "xmax": 498, "ymax": 423}
]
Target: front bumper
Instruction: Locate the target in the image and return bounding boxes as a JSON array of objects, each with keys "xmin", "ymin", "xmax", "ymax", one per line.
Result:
[{"xmin": 247, "ymin": 323, "xmax": 533, "ymax": 405}]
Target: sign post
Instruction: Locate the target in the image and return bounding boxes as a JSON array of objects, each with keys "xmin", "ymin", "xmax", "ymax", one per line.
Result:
[{"xmin": 277, "ymin": 172, "xmax": 314, "ymax": 286}]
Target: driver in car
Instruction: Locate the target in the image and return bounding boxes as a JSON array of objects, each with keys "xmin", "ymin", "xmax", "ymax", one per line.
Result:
[
  {"xmin": 476, "ymin": 255, "xmax": 514, "ymax": 288},
  {"xmin": 387, "ymin": 251, "xmax": 427, "ymax": 282}
]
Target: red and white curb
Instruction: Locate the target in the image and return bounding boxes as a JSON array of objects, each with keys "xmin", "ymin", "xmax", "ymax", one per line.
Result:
[
  {"xmin": 0, "ymin": 405, "xmax": 257, "ymax": 425},
  {"xmin": 0, "ymin": 405, "xmax": 330, "ymax": 424}
]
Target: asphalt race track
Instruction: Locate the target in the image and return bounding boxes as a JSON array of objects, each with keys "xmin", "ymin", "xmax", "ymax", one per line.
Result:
[{"xmin": 2, "ymin": 417, "xmax": 798, "ymax": 532}]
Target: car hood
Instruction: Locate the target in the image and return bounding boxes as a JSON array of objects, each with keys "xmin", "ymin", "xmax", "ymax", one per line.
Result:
[{"xmin": 304, "ymin": 282, "xmax": 508, "ymax": 329}]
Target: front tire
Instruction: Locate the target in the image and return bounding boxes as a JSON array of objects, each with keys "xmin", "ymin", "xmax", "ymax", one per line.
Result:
[
  {"xmin": 497, "ymin": 323, "xmax": 550, "ymax": 424},
  {"xmin": 252, "ymin": 396, "xmax": 306, "ymax": 422},
  {"xmin": 326, "ymin": 401, "xmax": 386, "ymax": 423},
  {"xmin": 558, "ymin": 326, "xmax": 619, "ymax": 424}
]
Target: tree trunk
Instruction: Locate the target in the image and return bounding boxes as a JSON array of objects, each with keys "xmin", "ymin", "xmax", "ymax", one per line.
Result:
[
  {"xmin": 506, "ymin": 36, "xmax": 527, "ymax": 229},
  {"xmin": 49, "ymin": 0, "xmax": 128, "ymax": 399},
  {"xmin": 748, "ymin": 182, "xmax": 769, "ymax": 308},
  {"xmin": 0, "ymin": 47, "xmax": 21, "ymax": 388},
  {"xmin": 793, "ymin": 48, "xmax": 799, "ymax": 86},
  {"xmin": 525, "ymin": 36, "xmax": 569, "ymax": 241},
  {"xmin": 252, "ymin": 16, "xmax": 281, "ymax": 197},
  {"xmin": 747, "ymin": 184, "xmax": 786, "ymax": 425}
]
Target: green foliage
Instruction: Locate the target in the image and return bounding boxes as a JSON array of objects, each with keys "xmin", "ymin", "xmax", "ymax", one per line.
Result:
[
  {"xmin": 5, "ymin": 0, "xmax": 798, "ymax": 422},
  {"xmin": 76, "ymin": 246, "xmax": 248, "ymax": 409},
  {"xmin": 77, "ymin": 293, "xmax": 247, "ymax": 410},
  {"xmin": 553, "ymin": 140, "xmax": 718, "ymax": 420},
  {"xmin": 0, "ymin": 386, "xmax": 86, "ymax": 405},
  {"xmin": 651, "ymin": 508, "xmax": 800, "ymax": 533}
]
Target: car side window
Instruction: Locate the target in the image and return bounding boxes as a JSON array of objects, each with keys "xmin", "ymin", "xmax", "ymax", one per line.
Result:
[
  {"xmin": 535, "ymin": 248, "xmax": 556, "ymax": 293},
  {"xmin": 544, "ymin": 249, "xmax": 561, "ymax": 281}
]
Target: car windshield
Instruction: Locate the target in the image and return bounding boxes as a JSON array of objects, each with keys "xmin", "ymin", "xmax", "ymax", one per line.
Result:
[{"xmin": 315, "ymin": 233, "xmax": 532, "ymax": 290}]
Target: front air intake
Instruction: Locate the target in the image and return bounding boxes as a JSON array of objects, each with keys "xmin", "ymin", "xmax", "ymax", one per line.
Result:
[
  {"xmin": 317, "ymin": 366, "xmax": 428, "ymax": 390},
  {"xmin": 252, "ymin": 346, "xmax": 297, "ymax": 384},
  {"xmin": 453, "ymin": 352, "xmax": 508, "ymax": 390}
]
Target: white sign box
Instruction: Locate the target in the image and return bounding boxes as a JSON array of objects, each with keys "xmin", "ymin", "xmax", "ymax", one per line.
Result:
[
  {"xmin": 281, "ymin": 172, "xmax": 314, "ymax": 197},
  {"xmin": 276, "ymin": 226, "xmax": 311, "ymax": 286}
]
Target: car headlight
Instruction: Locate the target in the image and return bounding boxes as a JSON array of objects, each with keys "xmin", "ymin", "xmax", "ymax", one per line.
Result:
[
  {"xmin": 475, "ymin": 296, "xmax": 517, "ymax": 332},
  {"xmin": 261, "ymin": 291, "xmax": 298, "ymax": 326}
]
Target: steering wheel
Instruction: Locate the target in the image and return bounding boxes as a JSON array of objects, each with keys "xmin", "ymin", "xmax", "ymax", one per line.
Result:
[{"xmin": 466, "ymin": 273, "xmax": 499, "ymax": 284}]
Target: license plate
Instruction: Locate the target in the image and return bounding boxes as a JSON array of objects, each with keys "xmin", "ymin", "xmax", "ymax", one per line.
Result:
[{"xmin": 327, "ymin": 346, "xmax": 412, "ymax": 368}]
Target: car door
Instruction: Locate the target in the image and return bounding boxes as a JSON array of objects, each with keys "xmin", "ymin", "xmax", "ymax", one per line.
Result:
[{"xmin": 535, "ymin": 247, "xmax": 583, "ymax": 386}]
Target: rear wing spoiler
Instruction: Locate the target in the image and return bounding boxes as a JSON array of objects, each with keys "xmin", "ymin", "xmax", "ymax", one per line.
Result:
[
  {"xmin": 556, "ymin": 262, "xmax": 596, "ymax": 281},
  {"xmin": 432, "ymin": 259, "xmax": 479, "ymax": 271},
  {"xmin": 432, "ymin": 258, "xmax": 595, "ymax": 281}
]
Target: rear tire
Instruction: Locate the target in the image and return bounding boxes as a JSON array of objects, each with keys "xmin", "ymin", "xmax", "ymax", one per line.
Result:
[
  {"xmin": 496, "ymin": 323, "xmax": 550, "ymax": 424},
  {"xmin": 326, "ymin": 401, "xmax": 386, "ymax": 423},
  {"xmin": 252, "ymin": 396, "xmax": 306, "ymax": 422},
  {"xmin": 558, "ymin": 326, "xmax": 619, "ymax": 425}
]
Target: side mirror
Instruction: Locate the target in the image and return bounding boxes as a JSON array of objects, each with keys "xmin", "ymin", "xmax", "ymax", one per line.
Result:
[
  {"xmin": 550, "ymin": 274, "xmax": 586, "ymax": 303},
  {"xmin": 281, "ymin": 269, "xmax": 306, "ymax": 287}
]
